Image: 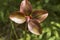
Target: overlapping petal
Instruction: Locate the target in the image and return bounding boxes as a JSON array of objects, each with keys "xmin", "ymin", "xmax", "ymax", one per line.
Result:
[
  {"xmin": 9, "ymin": 11, "xmax": 26, "ymax": 24},
  {"xmin": 31, "ymin": 10, "xmax": 48, "ymax": 23},
  {"xmin": 20, "ymin": 0, "xmax": 32, "ymax": 15},
  {"xmin": 28, "ymin": 19, "xmax": 42, "ymax": 35}
]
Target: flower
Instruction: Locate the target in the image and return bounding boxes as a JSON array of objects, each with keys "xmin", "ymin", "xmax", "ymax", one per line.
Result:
[{"xmin": 9, "ymin": 0, "xmax": 48, "ymax": 35}]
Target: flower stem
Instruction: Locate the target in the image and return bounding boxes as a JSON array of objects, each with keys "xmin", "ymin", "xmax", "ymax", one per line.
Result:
[
  {"xmin": 11, "ymin": 21, "xmax": 18, "ymax": 40},
  {"xmin": 24, "ymin": 22, "xmax": 28, "ymax": 40}
]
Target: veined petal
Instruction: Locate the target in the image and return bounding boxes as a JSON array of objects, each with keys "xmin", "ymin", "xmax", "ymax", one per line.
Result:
[
  {"xmin": 28, "ymin": 19, "xmax": 42, "ymax": 35},
  {"xmin": 32, "ymin": 10, "xmax": 48, "ymax": 23},
  {"xmin": 9, "ymin": 11, "xmax": 26, "ymax": 24},
  {"xmin": 20, "ymin": 0, "xmax": 32, "ymax": 15}
]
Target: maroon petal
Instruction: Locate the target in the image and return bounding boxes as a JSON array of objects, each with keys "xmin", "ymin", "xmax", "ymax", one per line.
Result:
[
  {"xmin": 28, "ymin": 19, "xmax": 42, "ymax": 35},
  {"xmin": 9, "ymin": 11, "xmax": 26, "ymax": 24},
  {"xmin": 20, "ymin": 0, "xmax": 32, "ymax": 15},
  {"xmin": 31, "ymin": 10, "xmax": 48, "ymax": 23}
]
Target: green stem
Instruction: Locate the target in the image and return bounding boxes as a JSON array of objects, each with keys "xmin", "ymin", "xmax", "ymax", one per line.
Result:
[
  {"xmin": 24, "ymin": 22, "xmax": 28, "ymax": 40},
  {"xmin": 10, "ymin": 28, "xmax": 12, "ymax": 40},
  {"xmin": 11, "ymin": 21, "xmax": 18, "ymax": 39}
]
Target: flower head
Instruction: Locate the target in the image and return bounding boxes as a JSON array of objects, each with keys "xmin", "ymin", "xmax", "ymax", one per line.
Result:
[{"xmin": 9, "ymin": 0, "xmax": 48, "ymax": 35}]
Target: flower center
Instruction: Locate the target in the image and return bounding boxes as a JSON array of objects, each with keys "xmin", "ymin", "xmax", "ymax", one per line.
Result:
[{"xmin": 26, "ymin": 16, "xmax": 31, "ymax": 22}]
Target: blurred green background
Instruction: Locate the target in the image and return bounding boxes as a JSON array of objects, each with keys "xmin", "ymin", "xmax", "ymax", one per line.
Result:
[{"xmin": 0, "ymin": 0, "xmax": 60, "ymax": 40}]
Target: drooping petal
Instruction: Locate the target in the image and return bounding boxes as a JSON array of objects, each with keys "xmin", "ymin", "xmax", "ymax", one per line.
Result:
[
  {"xmin": 20, "ymin": 0, "xmax": 32, "ymax": 15},
  {"xmin": 28, "ymin": 19, "xmax": 42, "ymax": 35},
  {"xmin": 9, "ymin": 11, "xmax": 26, "ymax": 24},
  {"xmin": 31, "ymin": 10, "xmax": 48, "ymax": 23}
]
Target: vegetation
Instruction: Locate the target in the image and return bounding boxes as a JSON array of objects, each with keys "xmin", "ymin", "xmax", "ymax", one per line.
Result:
[{"xmin": 0, "ymin": 0, "xmax": 60, "ymax": 40}]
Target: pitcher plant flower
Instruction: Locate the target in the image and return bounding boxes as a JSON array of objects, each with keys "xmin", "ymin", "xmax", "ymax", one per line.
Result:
[{"xmin": 9, "ymin": 0, "xmax": 48, "ymax": 35}]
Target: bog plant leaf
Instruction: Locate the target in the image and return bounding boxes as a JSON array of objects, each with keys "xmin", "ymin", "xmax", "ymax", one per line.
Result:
[
  {"xmin": 20, "ymin": 0, "xmax": 32, "ymax": 15},
  {"xmin": 28, "ymin": 19, "xmax": 42, "ymax": 35},
  {"xmin": 9, "ymin": 11, "xmax": 26, "ymax": 24},
  {"xmin": 32, "ymin": 10, "xmax": 48, "ymax": 23}
]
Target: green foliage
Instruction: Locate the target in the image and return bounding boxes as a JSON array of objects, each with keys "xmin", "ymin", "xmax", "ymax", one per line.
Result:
[{"xmin": 0, "ymin": 0, "xmax": 60, "ymax": 40}]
